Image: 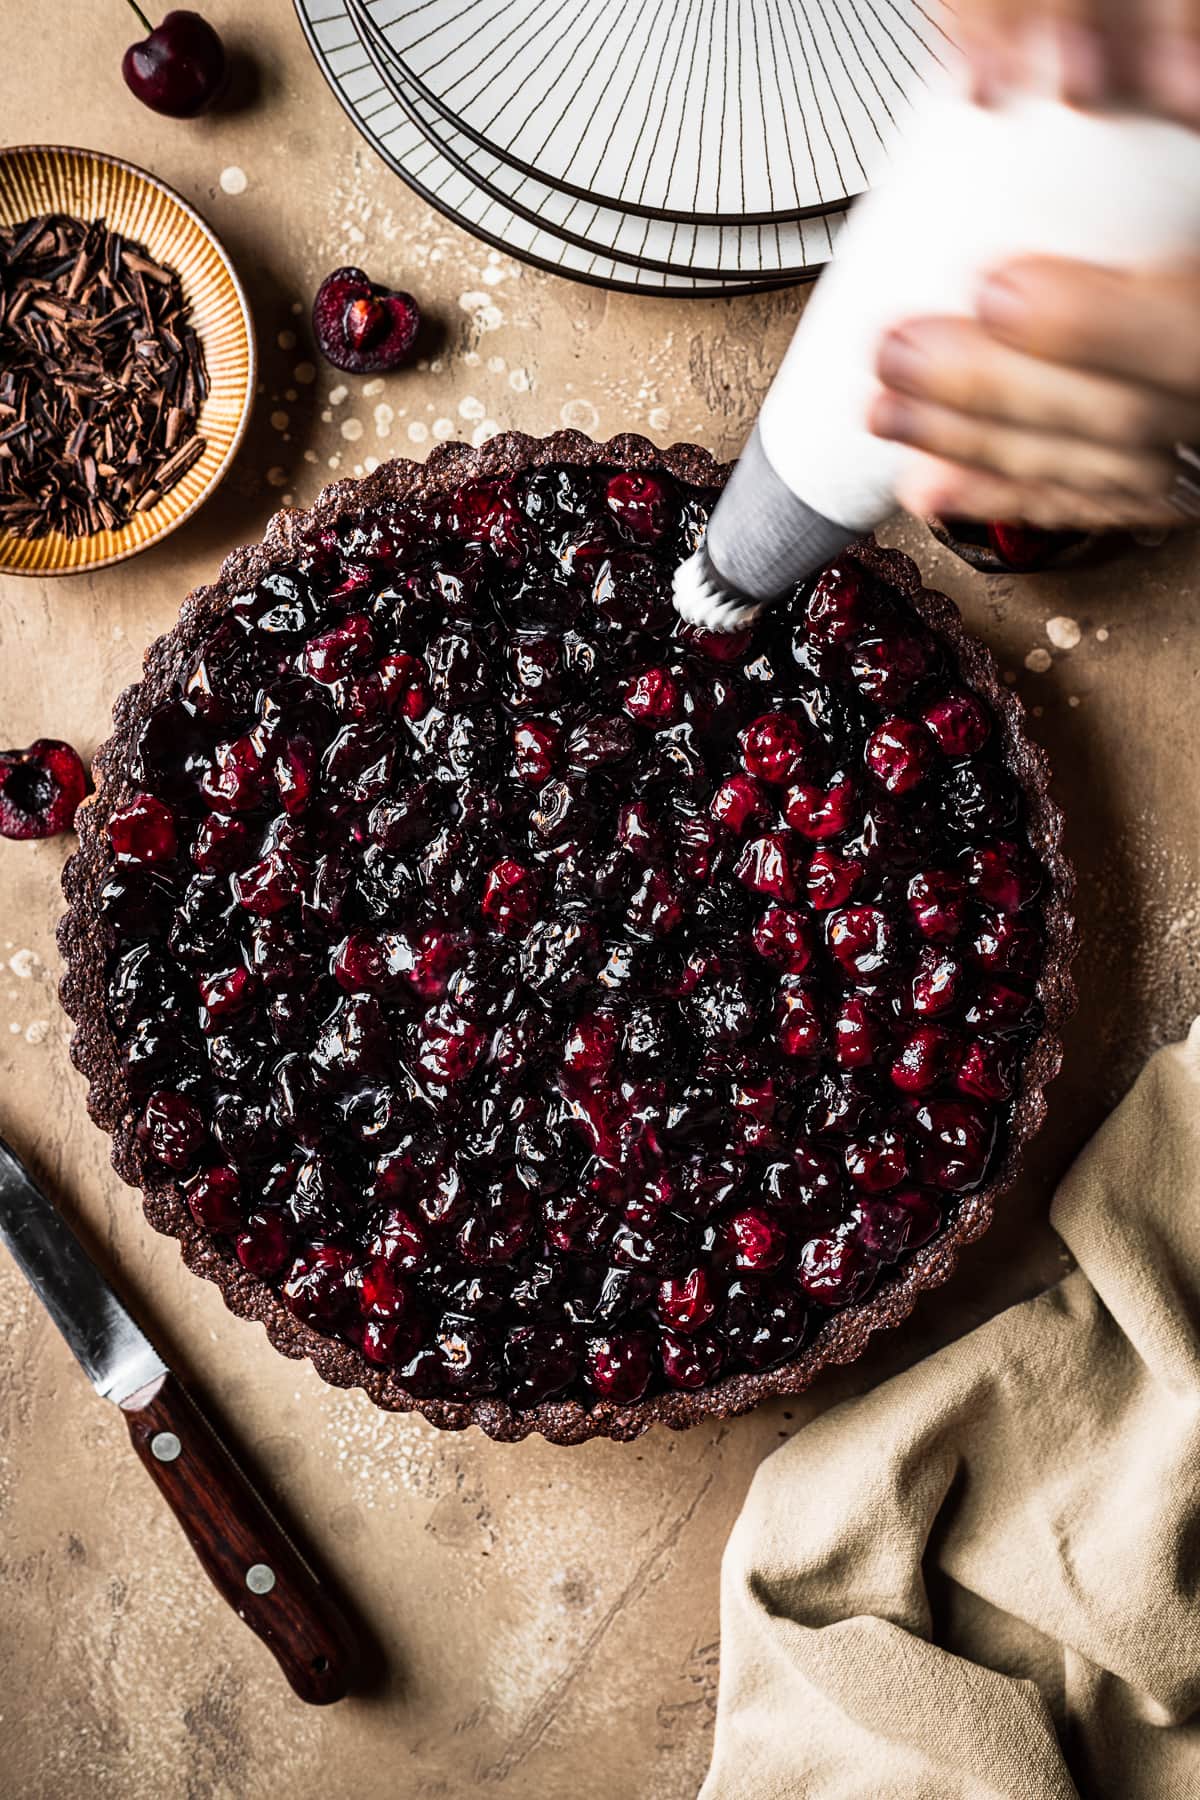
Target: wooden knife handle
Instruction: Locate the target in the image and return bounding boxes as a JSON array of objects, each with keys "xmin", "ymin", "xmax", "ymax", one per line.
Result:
[{"xmin": 121, "ymin": 1369, "xmax": 357, "ymax": 1704}]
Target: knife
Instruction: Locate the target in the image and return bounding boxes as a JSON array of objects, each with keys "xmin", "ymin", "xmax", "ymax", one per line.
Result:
[{"xmin": 0, "ymin": 1134, "xmax": 358, "ymax": 1704}]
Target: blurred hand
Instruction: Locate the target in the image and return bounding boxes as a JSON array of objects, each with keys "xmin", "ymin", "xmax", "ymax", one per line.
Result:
[
  {"xmin": 958, "ymin": 0, "xmax": 1200, "ymax": 125},
  {"xmin": 869, "ymin": 255, "xmax": 1200, "ymax": 530}
]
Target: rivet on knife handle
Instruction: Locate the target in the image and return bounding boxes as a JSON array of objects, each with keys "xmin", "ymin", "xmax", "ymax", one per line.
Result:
[{"xmin": 120, "ymin": 1369, "xmax": 358, "ymax": 1705}]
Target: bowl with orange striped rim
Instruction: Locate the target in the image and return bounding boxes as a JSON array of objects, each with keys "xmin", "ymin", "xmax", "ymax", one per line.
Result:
[{"xmin": 0, "ymin": 145, "xmax": 255, "ymax": 578}]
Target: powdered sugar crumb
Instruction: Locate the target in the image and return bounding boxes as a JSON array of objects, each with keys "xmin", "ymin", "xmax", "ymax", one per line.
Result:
[
  {"xmin": 1046, "ymin": 616, "xmax": 1081, "ymax": 650},
  {"xmin": 561, "ymin": 398, "xmax": 599, "ymax": 432}
]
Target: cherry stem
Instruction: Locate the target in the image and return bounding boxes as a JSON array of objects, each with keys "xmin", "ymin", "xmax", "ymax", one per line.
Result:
[{"xmin": 123, "ymin": 0, "xmax": 155, "ymax": 35}]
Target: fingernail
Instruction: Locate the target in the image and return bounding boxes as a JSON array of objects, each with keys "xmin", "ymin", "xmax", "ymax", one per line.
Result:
[
  {"xmin": 1055, "ymin": 21, "xmax": 1107, "ymax": 103},
  {"xmin": 1143, "ymin": 35, "xmax": 1200, "ymax": 124},
  {"xmin": 869, "ymin": 390, "xmax": 918, "ymax": 443},
  {"xmin": 976, "ymin": 271, "xmax": 1029, "ymax": 333},
  {"xmin": 876, "ymin": 328, "xmax": 930, "ymax": 393}
]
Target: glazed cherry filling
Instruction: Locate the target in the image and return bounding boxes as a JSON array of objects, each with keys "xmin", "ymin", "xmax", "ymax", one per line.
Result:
[{"xmin": 97, "ymin": 464, "xmax": 1047, "ymax": 1409}]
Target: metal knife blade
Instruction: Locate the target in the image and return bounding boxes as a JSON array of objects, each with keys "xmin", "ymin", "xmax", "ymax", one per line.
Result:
[{"xmin": 0, "ymin": 1136, "xmax": 165, "ymax": 1403}]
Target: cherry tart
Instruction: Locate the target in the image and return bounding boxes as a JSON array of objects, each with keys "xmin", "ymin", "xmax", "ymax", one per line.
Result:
[{"xmin": 60, "ymin": 433, "xmax": 1075, "ymax": 1443}]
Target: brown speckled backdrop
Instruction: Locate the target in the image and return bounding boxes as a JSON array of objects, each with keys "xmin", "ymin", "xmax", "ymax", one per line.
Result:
[{"xmin": 1, "ymin": 4, "xmax": 1198, "ymax": 1796}]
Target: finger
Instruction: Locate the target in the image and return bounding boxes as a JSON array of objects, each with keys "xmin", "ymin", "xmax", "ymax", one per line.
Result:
[
  {"xmin": 876, "ymin": 318, "xmax": 1200, "ymax": 449},
  {"xmin": 976, "ymin": 257, "xmax": 1200, "ymax": 398},
  {"xmin": 893, "ymin": 452, "xmax": 1184, "ymax": 532},
  {"xmin": 1139, "ymin": 0, "xmax": 1200, "ymax": 125},
  {"xmin": 869, "ymin": 388, "xmax": 1177, "ymax": 499},
  {"xmin": 955, "ymin": 0, "xmax": 1113, "ymax": 102},
  {"xmin": 1022, "ymin": 7, "xmax": 1111, "ymax": 102},
  {"xmin": 954, "ymin": 2, "xmax": 1026, "ymax": 102}
]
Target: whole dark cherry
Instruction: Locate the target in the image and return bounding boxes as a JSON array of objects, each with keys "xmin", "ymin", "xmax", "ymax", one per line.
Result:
[
  {"xmin": 658, "ymin": 1267, "xmax": 717, "ymax": 1334},
  {"xmin": 798, "ymin": 1235, "xmax": 875, "ymax": 1306},
  {"xmin": 661, "ymin": 1329, "xmax": 724, "ymax": 1389},
  {"xmin": 109, "ymin": 794, "xmax": 178, "ymax": 863},
  {"xmin": 851, "ymin": 1189, "xmax": 941, "ymax": 1260},
  {"xmin": 121, "ymin": 3, "xmax": 227, "ymax": 117},
  {"xmin": 587, "ymin": 1331, "xmax": 654, "ymax": 1402},
  {"xmin": 865, "ymin": 718, "xmax": 933, "ymax": 794},
  {"xmin": 605, "ymin": 473, "xmax": 670, "ymax": 542}
]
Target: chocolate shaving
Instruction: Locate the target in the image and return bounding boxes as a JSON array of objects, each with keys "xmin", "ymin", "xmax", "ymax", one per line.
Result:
[{"xmin": 0, "ymin": 214, "xmax": 210, "ymax": 541}]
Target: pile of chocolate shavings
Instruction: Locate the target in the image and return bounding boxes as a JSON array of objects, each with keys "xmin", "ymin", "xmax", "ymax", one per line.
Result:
[{"xmin": 0, "ymin": 214, "xmax": 210, "ymax": 540}]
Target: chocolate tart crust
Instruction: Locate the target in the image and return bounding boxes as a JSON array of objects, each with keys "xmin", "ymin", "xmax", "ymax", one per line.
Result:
[{"xmin": 59, "ymin": 431, "xmax": 1078, "ymax": 1445}]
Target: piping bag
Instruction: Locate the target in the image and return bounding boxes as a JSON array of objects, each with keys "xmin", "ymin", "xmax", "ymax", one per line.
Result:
[{"xmin": 673, "ymin": 90, "xmax": 1200, "ymax": 631}]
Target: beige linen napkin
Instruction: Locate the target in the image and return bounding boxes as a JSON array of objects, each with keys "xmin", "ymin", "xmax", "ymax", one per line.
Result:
[{"xmin": 702, "ymin": 1022, "xmax": 1200, "ymax": 1800}]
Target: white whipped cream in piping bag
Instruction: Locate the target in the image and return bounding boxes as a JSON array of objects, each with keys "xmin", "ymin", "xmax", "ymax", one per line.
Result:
[{"xmin": 674, "ymin": 91, "xmax": 1200, "ymax": 631}]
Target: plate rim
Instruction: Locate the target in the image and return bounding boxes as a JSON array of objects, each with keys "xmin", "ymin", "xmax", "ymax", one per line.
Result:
[
  {"xmin": 293, "ymin": 0, "xmax": 818, "ymax": 297},
  {"xmin": 350, "ymin": 0, "xmax": 843, "ymax": 281},
  {"xmin": 0, "ymin": 143, "xmax": 258, "ymax": 580},
  {"xmin": 357, "ymin": 0, "xmax": 873, "ymax": 225}
]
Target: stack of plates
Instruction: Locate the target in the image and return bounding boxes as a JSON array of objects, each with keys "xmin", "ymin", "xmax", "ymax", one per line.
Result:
[{"xmin": 294, "ymin": 0, "xmax": 952, "ymax": 294}]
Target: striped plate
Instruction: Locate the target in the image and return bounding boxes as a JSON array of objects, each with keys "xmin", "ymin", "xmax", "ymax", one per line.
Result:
[
  {"xmin": 349, "ymin": 0, "xmax": 846, "ymax": 281},
  {"xmin": 360, "ymin": 0, "xmax": 954, "ymax": 223},
  {"xmin": 296, "ymin": 0, "xmax": 811, "ymax": 293},
  {"xmin": 0, "ymin": 145, "xmax": 256, "ymax": 579}
]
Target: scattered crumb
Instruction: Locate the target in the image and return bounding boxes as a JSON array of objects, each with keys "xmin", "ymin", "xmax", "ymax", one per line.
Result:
[
  {"xmin": 561, "ymin": 398, "xmax": 600, "ymax": 432},
  {"xmin": 219, "ymin": 165, "xmax": 247, "ymax": 196},
  {"xmin": 1024, "ymin": 648, "xmax": 1053, "ymax": 673},
  {"xmin": 1046, "ymin": 615, "xmax": 1082, "ymax": 650},
  {"xmin": 458, "ymin": 292, "xmax": 503, "ymax": 332}
]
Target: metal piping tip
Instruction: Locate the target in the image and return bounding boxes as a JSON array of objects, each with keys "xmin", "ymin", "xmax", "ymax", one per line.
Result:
[{"xmin": 671, "ymin": 546, "xmax": 768, "ymax": 633}]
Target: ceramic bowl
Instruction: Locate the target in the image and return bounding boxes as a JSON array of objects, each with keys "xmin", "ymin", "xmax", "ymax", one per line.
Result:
[{"xmin": 0, "ymin": 144, "xmax": 255, "ymax": 579}]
